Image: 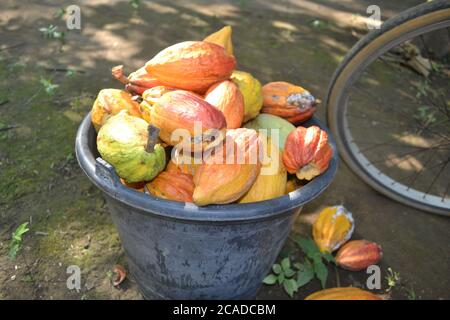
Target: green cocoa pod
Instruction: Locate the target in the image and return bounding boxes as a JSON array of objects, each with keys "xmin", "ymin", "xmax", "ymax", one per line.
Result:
[
  {"xmin": 97, "ymin": 110, "xmax": 166, "ymax": 183},
  {"xmin": 244, "ymin": 113, "xmax": 295, "ymax": 150}
]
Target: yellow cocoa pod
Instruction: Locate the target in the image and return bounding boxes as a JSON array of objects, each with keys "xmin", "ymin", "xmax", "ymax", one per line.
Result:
[
  {"xmin": 230, "ymin": 70, "xmax": 263, "ymax": 123},
  {"xmin": 312, "ymin": 205, "xmax": 354, "ymax": 253},
  {"xmin": 285, "ymin": 176, "xmax": 303, "ymax": 194},
  {"xmin": 305, "ymin": 287, "xmax": 382, "ymax": 300},
  {"xmin": 203, "ymin": 25, "xmax": 233, "ymax": 56},
  {"xmin": 91, "ymin": 89, "xmax": 143, "ymax": 131},
  {"xmin": 239, "ymin": 137, "xmax": 287, "ymax": 203}
]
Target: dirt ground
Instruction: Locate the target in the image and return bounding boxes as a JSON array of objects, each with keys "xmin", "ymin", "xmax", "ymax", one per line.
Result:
[{"xmin": 0, "ymin": 0, "xmax": 448, "ymax": 300}]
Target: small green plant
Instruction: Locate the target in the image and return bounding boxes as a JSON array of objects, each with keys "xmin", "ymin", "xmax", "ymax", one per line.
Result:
[
  {"xmin": 403, "ymin": 285, "xmax": 416, "ymax": 300},
  {"xmin": 54, "ymin": 7, "xmax": 66, "ymax": 18},
  {"xmin": 385, "ymin": 267, "xmax": 400, "ymax": 291},
  {"xmin": 9, "ymin": 222, "xmax": 30, "ymax": 259},
  {"xmin": 40, "ymin": 77, "xmax": 59, "ymax": 95},
  {"xmin": 415, "ymin": 80, "xmax": 431, "ymax": 98},
  {"xmin": 414, "ymin": 105, "xmax": 437, "ymax": 126},
  {"xmin": 129, "ymin": 0, "xmax": 140, "ymax": 9},
  {"xmin": 263, "ymin": 237, "xmax": 335, "ymax": 297},
  {"xmin": 39, "ymin": 25, "xmax": 65, "ymax": 41}
]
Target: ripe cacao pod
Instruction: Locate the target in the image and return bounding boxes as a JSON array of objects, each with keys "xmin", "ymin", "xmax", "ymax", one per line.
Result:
[
  {"xmin": 205, "ymin": 80, "xmax": 244, "ymax": 129},
  {"xmin": 145, "ymin": 41, "xmax": 236, "ymax": 93},
  {"xmin": 335, "ymin": 240, "xmax": 383, "ymax": 271},
  {"xmin": 112, "ymin": 65, "xmax": 162, "ymax": 95},
  {"xmin": 262, "ymin": 81, "xmax": 318, "ymax": 123},
  {"xmin": 142, "ymin": 86, "xmax": 176, "ymax": 106},
  {"xmin": 97, "ymin": 111, "xmax": 166, "ymax": 183},
  {"xmin": 146, "ymin": 171, "xmax": 194, "ymax": 203},
  {"xmin": 239, "ymin": 136, "xmax": 287, "ymax": 203},
  {"xmin": 230, "ymin": 70, "xmax": 263, "ymax": 122},
  {"xmin": 166, "ymin": 149, "xmax": 202, "ymax": 176},
  {"xmin": 150, "ymin": 90, "xmax": 227, "ymax": 149},
  {"xmin": 282, "ymin": 126, "xmax": 333, "ymax": 180},
  {"xmin": 193, "ymin": 128, "xmax": 262, "ymax": 206},
  {"xmin": 305, "ymin": 287, "xmax": 382, "ymax": 300},
  {"xmin": 244, "ymin": 113, "xmax": 295, "ymax": 150},
  {"xmin": 91, "ymin": 89, "xmax": 143, "ymax": 131},
  {"xmin": 312, "ymin": 205, "xmax": 354, "ymax": 253},
  {"xmin": 204, "ymin": 25, "xmax": 233, "ymax": 55}
]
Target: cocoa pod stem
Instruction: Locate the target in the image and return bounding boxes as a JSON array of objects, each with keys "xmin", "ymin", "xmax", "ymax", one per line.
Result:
[
  {"xmin": 146, "ymin": 125, "xmax": 161, "ymax": 153},
  {"xmin": 112, "ymin": 65, "xmax": 129, "ymax": 84}
]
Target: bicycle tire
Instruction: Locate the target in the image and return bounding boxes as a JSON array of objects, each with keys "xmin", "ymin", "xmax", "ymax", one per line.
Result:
[{"xmin": 326, "ymin": 0, "xmax": 450, "ymax": 216}]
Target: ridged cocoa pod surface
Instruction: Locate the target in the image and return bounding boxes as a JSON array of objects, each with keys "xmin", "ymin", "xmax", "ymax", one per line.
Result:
[
  {"xmin": 193, "ymin": 128, "xmax": 262, "ymax": 206},
  {"xmin": 146, "ymin": 41, "xmax": 236, "ymax": 93},
  {"xmin": 146, "ymin": 171, "xmax": 194, "ymax": 203},
  {"xmin": 262, "ymin": 81, "xmax": 318, "ymax": 123},
  {"xmin": 205, "ymin": 80, "xmax": 244, "ymax": 129},
  {"xmin": 91, "ymin": 89, "xmax": 143, "ymax": 131},
  {"xmin": 312, "ymin": 205, "xmax": 354, "ymax": 253},
  {"xmin": 305, "ymin": 287, "xmax": 382, "ymax": 300},
  {"xmin": 282, "ymin": 126, "xmax": 333, "ymax": 180},
  {"xmin": 335, "ymin": 240, "xmax": 383, "ymax": 271}
]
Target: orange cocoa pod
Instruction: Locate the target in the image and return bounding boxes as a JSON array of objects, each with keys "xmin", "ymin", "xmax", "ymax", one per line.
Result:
[
  {"xmin": 282, "ymin": 126, "xmax": 333, "ymax": 180},
  {"xmin": 305, "ymin": 287, "xmax": 382, "ymax": 300},
  {"xmin": 205, "ymin": 80, "xmax": 244, "ymax": 129},
  {"xmin": 112, "ymin": 65, "xmax": 162, "ymax": 96},
  {"xmin": 142, "ymin": 86, "xmax": 176, "ymax": 106},
  {"xmin": 91, "ymin": 89, "xmax": 143, "ymax": 131},
  {"xmin": 146, "ymin": 171, "xmax": 194, "ymax": 203},
  {"xmin": 335, "ymin": 240, "xmax": 383, "ymax": 271},
  {"xmin": 150, "ymin": 90, "xmax": 226, "ymax": 148},
  {"xmin": 166, "ymin": 150, "xmax": 202, "ymax": 176},
  {"xmin": 261, "ymin": 81, "xmax": 318, "ymax": 124},
  {"xmin": 193, "ymin": 128, "xmax": 262, "ymax": 206},
  {"xmin": 145, "ymin": 41, "xmax": 236, "ymax": 93}
]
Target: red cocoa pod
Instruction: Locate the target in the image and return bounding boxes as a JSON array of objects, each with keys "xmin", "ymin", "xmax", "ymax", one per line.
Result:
[
  {"xmin": 145, "ymin": 41, "xmax": 236, "ymax": 93},
  {"xmin": 282, "ymin": 126, "xmax": 333, "ymax": 180},
  {"xmin": 335, "ymin": 240, "xmax": 383, "ymax": 271}
]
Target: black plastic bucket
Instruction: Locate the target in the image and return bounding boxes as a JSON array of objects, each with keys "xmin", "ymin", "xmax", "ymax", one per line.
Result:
[{"xmin": 75, "ymin": 113, "xmax": 338, "ymax": 299}]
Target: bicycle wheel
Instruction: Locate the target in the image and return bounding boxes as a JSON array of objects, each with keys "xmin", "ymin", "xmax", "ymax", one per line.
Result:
[{"xmin": 326, "ymin": 1, "xmax": 450, "ymax": 216}]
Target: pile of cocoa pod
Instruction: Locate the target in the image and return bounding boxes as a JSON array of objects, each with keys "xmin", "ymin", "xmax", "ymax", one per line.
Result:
[
  {"xmin": 91, "ymin": 26, "xmax": 333, "ymax": 206},
  {"xmin": 306, "ymin": 205, "xmax": 384, "ymax": 300}
]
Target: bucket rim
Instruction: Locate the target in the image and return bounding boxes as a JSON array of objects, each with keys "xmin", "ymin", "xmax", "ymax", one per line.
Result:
[{"xmin": 75, "ymin": 113, "xmax": 338, "ymax": 222}]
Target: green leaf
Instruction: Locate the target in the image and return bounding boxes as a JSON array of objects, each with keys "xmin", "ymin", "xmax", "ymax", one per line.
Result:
[
  {"xmin": 277, "ymin": 272, "xmax": 285, "ymax": 285},
  {"xmin": 15, "ymin": 222, "xmax": 30, "ymax": 237},
  {"xmin": 281, "ymin": 257, "xmax": 291, "ymax": 271},
  {"xmin": 295, "ymin": 236, "xmax": 320, "ymax": 259},
  {"xmin": 322, "ymin": 251, "xmax": 335, "ymax": 264},
  {"xmin": 296, "ymin": 263, "xmax": 315, "ymax": 287},
  {"xmin": 283, "ymin": 279, "xmax": 298, "ymax": 298},
  {"xmin": 313, "ymin": 258, "xmax": 328, "ymax": 288},
  {"xmin": 284, "ymin": 268, "xmax": 296, "ymax": 278},
  {"xmin": 262, "ymin": 274, "xmax": 277, "ymax": 285},
  {"xmin": 272, "ymin": 264, "xmax": 282, "ymax": 275}
]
